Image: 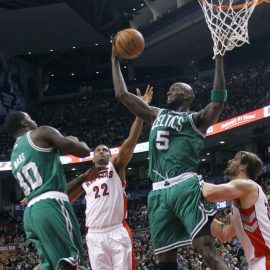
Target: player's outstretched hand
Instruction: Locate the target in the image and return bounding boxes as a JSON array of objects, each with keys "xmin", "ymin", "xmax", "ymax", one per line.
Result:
[
  {"xmin": 111, "ymin": 35, "xmax": 119, "ymax": 58},
  {"xmin": 136, "ymin": 85, "xmax": 153, "ymax": 105},
  {"xmin": 20, "ymin": 197, "xmax": 28, "ymax": 206},
  {"xmin": 85, "ymin": 166, "xmax": 108, "ymax": 182}
]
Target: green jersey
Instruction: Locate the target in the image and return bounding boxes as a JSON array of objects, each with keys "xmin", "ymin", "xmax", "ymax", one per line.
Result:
[
  {"xmin": 11, "ymin": 131, "xmax": 67, "ymax": 201},
  {"xmin": 149, "ymin": 109, "xmax": 205, "ymax": 182}
]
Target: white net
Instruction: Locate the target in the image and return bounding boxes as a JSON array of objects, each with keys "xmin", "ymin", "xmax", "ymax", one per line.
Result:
[{"xmin": 198, "ymin": 0, "xmax": 264, "ymax": 58}]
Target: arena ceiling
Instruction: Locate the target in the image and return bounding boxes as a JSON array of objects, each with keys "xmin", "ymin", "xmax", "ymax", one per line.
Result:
[{"xmin": 0, "ymin": 0, "xmax": 269, "ymax": 74}]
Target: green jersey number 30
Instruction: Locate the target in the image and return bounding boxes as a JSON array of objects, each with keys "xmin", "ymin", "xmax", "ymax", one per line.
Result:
[{"xmin": 16, "ymin": 162, "xmax": 43, "ymax": 196}]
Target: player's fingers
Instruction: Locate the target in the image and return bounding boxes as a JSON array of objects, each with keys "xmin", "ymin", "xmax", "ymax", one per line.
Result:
[
  {"xmin": 136, "ymin": 88, "xmax": 141, "ymax": 97},
  {"xmin": 20, "ymin": 198, "xmax": 27, "ymax": 205},
  {"xmin": 86, "ymin": 167, "xmax": 99, "ymax": 180},
  {"xmin": 110, "ymin": 33, "xmax": 117, "ymax": 46},
  {"xmin": 147, "ymin": 87, "xmax": 153, "ymax": 98},
  {"xmin": 87, "ymin": 165, "xmax": 107, "ymax": 178}
]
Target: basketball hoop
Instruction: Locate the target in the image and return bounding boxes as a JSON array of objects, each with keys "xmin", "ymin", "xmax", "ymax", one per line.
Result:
[{"xmin": 198, "ymin": 0, "xmax": 270, "ymax": 58}]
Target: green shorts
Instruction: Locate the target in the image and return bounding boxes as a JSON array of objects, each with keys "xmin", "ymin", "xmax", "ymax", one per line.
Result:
[
  {"xmin": 148, "ymin": 174, "xmax": 216, "ymax": 254},
  {"xmin": 23, "ymin": 198, "xmax": 84, "ymax": 270}
]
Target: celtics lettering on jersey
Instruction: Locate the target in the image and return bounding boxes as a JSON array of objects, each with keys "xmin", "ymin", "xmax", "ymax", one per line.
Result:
[
  {"xmin": 148, "ymin": 109, "xmax": 205, "ymax": 183},
  {"xmin": 11, "ymin": 132, "xmax": 67, "ymax": 201}
]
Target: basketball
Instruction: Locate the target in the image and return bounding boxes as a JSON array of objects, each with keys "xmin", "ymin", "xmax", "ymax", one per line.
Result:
[{"xmin": 114, "ymin": 28, "xmax": 145, "ymax": 60}]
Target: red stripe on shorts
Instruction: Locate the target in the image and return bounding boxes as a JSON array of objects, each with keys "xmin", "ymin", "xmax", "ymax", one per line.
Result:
[{"xmin": 266, "ymin": 254, "xmax": 270, "ymax": 270}]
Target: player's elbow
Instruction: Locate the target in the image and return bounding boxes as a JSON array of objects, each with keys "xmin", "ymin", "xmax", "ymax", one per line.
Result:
[
  {"xmin": 115, "ymin": 89, "xmax": 122, "ymax": 99},
  {"xmin": 68, "ymin": 194, "xmax": 76, "ymax": 203},
  {"xmin": 211, "ymin": 229, "xmax": 230, "ymax": 243},
  {"xmin": 68, "ymin": 193, "xmax": 80, "ymax": 203},
  {"xmin": 216, "ymin": 235, "xmax": 229, "ymax": 243},
  {"xmin": 115, "ymin": 90, "xmax": 128, "ymax": 103},
  {"xmin": 78, "ymin": 147, "xmax": 91, "ymax": 157}
]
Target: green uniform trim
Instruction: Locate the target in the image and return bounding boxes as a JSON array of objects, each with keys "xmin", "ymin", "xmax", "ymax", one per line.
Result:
[
  {"xmin": 211, "ymin": 90, "xmax": 227, "ymax": 102},
  {"xmin": 11, "ymin": 132, "xmax": 84, "ymax": 269},
  {"xmin": 148, "ymin": 110, "xmax": 205, "ymax": 183},
  {"xmin": 23, "ymin": 198, "xmax": 84, "ymax": 269},
  {"xmin": 11, "ymin": 131, "xmax": 67, "ymax": 201},
  {"xmin": 148, "ymin": 174, "xmax": 216, "ymax": 254}
]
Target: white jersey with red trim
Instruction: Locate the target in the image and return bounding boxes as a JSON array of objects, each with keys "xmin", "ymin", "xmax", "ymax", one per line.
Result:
[
  {"xmin": 82, "ymin": 162, "xmax": 125, "ymax": 229},
  {"xmin": 231, "ymin": 183, "xmax": 270, "ymax": 263}
]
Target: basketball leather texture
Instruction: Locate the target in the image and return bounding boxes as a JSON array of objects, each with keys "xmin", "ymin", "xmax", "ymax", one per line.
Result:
[{"xmin": 114, "ymin": 29, "xmax": 145, "ymax": 60}]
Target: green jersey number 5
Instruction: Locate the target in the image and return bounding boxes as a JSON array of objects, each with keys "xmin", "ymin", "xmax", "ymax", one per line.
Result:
[
  {"xmin": 156, "ymin": 130, "xmax": 170, "ymax": 150},
  {"xmin": 16, "ymin": 162, "xmax": 43, "ymax": 196}
]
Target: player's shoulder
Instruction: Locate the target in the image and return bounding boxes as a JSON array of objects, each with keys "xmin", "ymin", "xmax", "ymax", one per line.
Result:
[
  {"xmin": 231, "ymin": 179, "xmax": 257, "ymax": 191},
  {"xmin": 37, "ymin": 125, "xmax": 56, "ymax": 131},
  {"xmin": 191, "ymin": 110, "xmax": 202, "ymax": 119},
  {"xmin": 34, "ymin": 126, "xmax": 60, "ymax": 136},
  {"xmin": 30, "ymin": 126, "xmax": 61, "ymax": 147},
  {"xmin": 151, "ymin": 106, "xmax": 162, "ymax": 116}
]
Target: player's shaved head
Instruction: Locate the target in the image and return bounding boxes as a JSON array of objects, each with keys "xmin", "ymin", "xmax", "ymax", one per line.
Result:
[
  {"xmin": 5, "ymin": 111, "xmax": 26, "ymax": 136},
  {"xmin": 166, "ymin": 82, "xmax": 194, "ymax": 110}
]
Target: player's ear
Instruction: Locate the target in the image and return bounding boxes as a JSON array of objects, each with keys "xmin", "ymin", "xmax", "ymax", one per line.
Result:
[
  {"xmin": 20, "ymin": 120, "xmax": 27, "ymax": 127},
  {"xmin": 240, "ymin": 163, "xmax": 247, "ymax": 173}
]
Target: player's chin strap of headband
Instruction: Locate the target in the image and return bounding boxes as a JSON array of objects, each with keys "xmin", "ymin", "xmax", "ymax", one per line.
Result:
[{"xmin": 211, "ymin": 89, "xmax": 228, "ymax": 102}]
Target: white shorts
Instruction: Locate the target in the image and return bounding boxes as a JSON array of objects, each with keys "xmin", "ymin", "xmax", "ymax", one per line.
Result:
[
  {"xmin": 86, "ymin": 224, "xmax": 133, "ymax": 270},
  {"xmin": 249, "ymin": 255, "xmax": 270, "ymax": 270}
]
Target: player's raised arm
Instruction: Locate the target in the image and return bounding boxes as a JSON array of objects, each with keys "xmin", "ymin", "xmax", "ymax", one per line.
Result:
[
  {"xmin": 34, "ymin": 126, "xmax": 90, "ymax": 157},
  {"xmin": 68, "ymin": 166, "xmax": 107, "ymax": 202},
  {"xmin": 111, "ymin": 47, "xmax": 158, "ymax": 124},
  {"xmin": 202, "ymin": 179, "xmax": 255, "ymax": 202},
  {"xmin": 194, "ymin": 55, "xmax": 226, "ymax": 134},
  {"xmin": 112, "ymin": 87, "xmax": 153, "ymax": 170}
]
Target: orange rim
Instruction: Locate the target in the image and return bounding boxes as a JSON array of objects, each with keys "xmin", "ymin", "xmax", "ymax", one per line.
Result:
[{"xmin": 199, "ymin": 0, "xmax": 269, "ymax": 10}]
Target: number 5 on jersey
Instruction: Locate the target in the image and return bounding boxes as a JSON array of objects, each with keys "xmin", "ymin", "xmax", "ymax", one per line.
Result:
[{"xmin": 156, "ymin": 130, "xmax": 170, "ymax": 150}]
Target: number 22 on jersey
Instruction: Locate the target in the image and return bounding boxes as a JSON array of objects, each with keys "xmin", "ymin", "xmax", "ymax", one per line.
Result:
[{"xmin": 93, "ymin": 183, "xmax": 110, "ymax": 199}]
